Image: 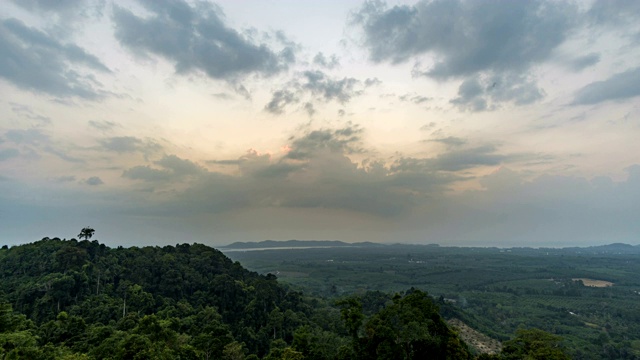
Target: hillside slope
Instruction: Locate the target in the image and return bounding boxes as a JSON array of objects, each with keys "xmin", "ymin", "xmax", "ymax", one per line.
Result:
[{"xmin": 0, "ymin": 238, "xmax": 479, "ymax": 359}]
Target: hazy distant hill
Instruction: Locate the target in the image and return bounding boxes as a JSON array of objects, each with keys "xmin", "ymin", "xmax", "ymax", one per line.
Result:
[
  {"xmin": 222, "ymin": 239, "xmax": 382, "ymax": 249},
  {"xmin": 559, "ymin": 242, "xmax": 640, "ymax": 255}
]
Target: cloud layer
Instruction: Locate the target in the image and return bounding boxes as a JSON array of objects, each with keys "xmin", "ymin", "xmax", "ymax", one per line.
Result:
[{"xmin": 113, "ymin": 0, "xmax": 295, "ymax": 81}]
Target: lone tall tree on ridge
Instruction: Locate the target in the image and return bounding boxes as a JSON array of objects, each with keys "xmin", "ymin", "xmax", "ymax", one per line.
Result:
[{"xmin": 78, "ymin": 227, "xmax": 95, "ymax": 240}]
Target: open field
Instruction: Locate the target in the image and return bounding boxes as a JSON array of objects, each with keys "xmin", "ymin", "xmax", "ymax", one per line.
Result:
[{"xmin": 572, "ymin": 278, "xmax": 614, "ymax": 287}]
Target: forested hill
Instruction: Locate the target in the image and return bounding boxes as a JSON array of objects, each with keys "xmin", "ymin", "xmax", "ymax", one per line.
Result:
[
  {"xmin": 0, "ymin": 237, "xmax": 473, "ymax": 359},
  {"xmin": 0, "ymin": 238, "xmax": 569, "ymax": 359}
]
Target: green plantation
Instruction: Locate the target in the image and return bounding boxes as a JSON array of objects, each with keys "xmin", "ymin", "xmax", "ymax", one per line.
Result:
[{"xmin": 227, "ymin": 243, "xmax": 640, "ymax": 359}]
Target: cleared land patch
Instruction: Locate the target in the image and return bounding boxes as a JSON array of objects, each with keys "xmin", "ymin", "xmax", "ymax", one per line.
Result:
[
  {"xmin": 572, "ymin": 278, "xmax": 614, "ymax": 287},
  {"xmin": 447, "ymin": 318, "xmax": 502, "ymax": 355}
]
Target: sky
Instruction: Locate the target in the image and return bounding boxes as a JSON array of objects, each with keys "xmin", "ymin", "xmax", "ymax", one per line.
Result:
[{"xmin": 1, "ymin": 0, "xmax": 640, "ymax": 248}]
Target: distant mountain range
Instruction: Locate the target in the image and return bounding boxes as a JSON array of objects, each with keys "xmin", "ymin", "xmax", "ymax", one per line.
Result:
[{"xmin": 221, "ymin": 240, "xmax": 640, "ymax": 254}]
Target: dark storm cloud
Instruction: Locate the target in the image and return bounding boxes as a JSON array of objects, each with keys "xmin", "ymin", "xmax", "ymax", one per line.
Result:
[
  {"xmin": 573, "ymin": 67, "xmax": 640, "ymax": 105},
  {"xmin": 0, "ymin": 18, "xmax": 110, "ymax": 99},
  {"xmin": 112, "ymin": 0, "xmax": 295, "ymax": 81},
  {"xmin": 352, "ymin": 0, "xmax": 575, "ymax": 79}
]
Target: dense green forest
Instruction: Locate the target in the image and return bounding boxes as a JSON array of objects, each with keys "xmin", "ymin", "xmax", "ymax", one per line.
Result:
[{"xmin": 0, "ymin": 237, "xmax": 572, "ymax": 359}]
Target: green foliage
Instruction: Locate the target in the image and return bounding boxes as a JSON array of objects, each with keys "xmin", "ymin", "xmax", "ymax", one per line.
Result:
[
  {"xmin": 500, "ymin": 328, "xmax": 571, "ymax": 360},
  {"xmin": 230, "ymin": 243, "xmax": 640, "ymax": 359},
  {"xmin": 1, "ymin": 238, "xmax": 581, "ymax": 360},
  {"xmin": 77, "ymin": 228, "xmax": 95, "ymax": 241},
  {"xmin": 356, "ymin": 290, "xmax": 472, "ymax": 360}
]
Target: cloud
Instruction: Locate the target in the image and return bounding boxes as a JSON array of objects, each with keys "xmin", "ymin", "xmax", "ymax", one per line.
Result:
[
  {"xmin": 432, "ymin": 144, "xmax": 506, "ymax": 171},
  {"xmin": 450, "ymin": 74, "xmax": 544, "ymax": 111},
  {"xmin": 3, "ymin": 128, "xmax": 86, "ymax": 163},
  {"xmin": 567, "ymin": 53, "xmax": 600, "ymax": 72},
  {"xmin": 123, "ymin": 154, "xmax": 205, "ymax": 182},
  {"xmin": 303, "ymin": 102, "xmax": 316, "ymax": 117},
  {"xmin": 9, "ymin": 0, "xmax": 105, "ymax": 38},
  {"xmin": 285, "ymin": 126, "xmax": 364, "ymax": 160},
  {"xmin": 100, "ymin": 136, "xmax": 142, "ymax": 153},
  {"xmin": 302, "ymin": 70, "xmax": 361, "ymax": 103},
  {"xmin": 4, "ymin": 128, "xmax": 49, "ymax": 145},
  {"xmin": 264, "ymin": 90, "xmax": 298, "ymax": 114},
  {"xmin": 391, "ymin": 142, "xmax": 532, "ymax": 173},
  {"xmin": 364, "ymin": 77, "xmax": 382, "ymax": 87},
  {"xmin": 351, "ymin": 0, "xmax": 571, "ymax": 109},
  {"xmin": 51, "ymin": 175, "xmax": 76, "ymax": 183},
  {"xmin": 353, "ymin": 0, "xmax": 576, "ymax": 79},
  {"xmin": 207, "ymin": 159, "xmax": 242, "ymax": 166},
  {"xmin": 84, "ymin": 176, "xmax": 103, "ymax": 186},
  {"xmin": 265, "ymin": 70, "xmax": 367, "ymax": 115},
  {"xmin": 313, "ymin": 52, "xmax": 340, "ymax": 69},
  {"xmin": 399, "ymin": 93, "xmax": 431, "ymax": 105},
  {"xmin": 146, "ymin": 126, "xmax": 545, "ymax": 219},
  {"xmin": 588, "ymin": 0, "xmax": 640, "ymax": 27},
  {"xmin": 154, "ymin": 154, "xmax": 205, "ymax": 176},
  {"xmin": 437, "ymin": 165, "xmax": 640, "ymax": 245},
  {"xmin": 428, "ymin": 136, "xmax": 467, "ymax": 147},
  {"xmin": 112, "ymin": 0, "xmax": 295, "ymax": 81},
  {"xmin": 123, "ymin": 165, "xmax": 172, "ymax": 182},
  {"xmin": 9, "ymin": 102, "xmax": 51, "ymax": 124},
  {"xmin": 88, "ymin": 120, "xmax": 118, "ymax": 132},
  {"xmin": 43, "ymin": 145, "xmax": 85, "ymax": 163},
  {"xmin": 0, "ymin": 18, "xmax": 110, "ymax": 99},
  {"xmin": 0, "ymin": 148, "xmax": 20, "ymax": 161},
  {"xmin": 572, "ymin": 67, "xmax": 640, "ymax": 105},
  {"xmin": 99, "ymin": 136, "xmax": 162, "ymax": 155}
]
